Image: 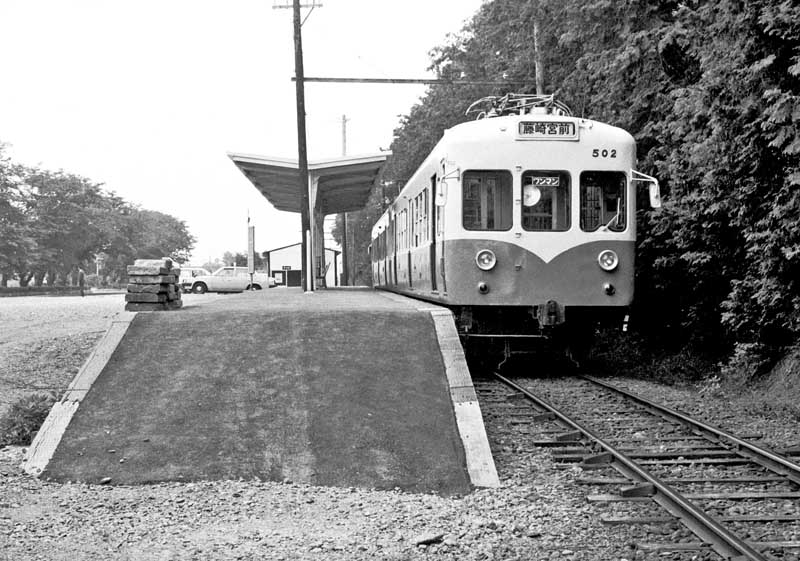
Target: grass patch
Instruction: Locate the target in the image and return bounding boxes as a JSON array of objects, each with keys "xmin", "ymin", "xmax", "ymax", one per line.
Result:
[
  {"xmin": 737, "ymin": 346, "xmax": 800, "ymax": 421},
  {"xmin": 0, "ymin": 393, "xmax": 57, "ymax": 446},
  {"xmin": 589, "ymin": 330, "xmax": 800, "ymax": 423}
]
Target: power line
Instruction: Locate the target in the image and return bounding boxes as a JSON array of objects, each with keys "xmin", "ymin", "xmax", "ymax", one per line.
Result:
[{"xmin": 293, "ymin": 77, "xmax": 532, "ymax": 86}]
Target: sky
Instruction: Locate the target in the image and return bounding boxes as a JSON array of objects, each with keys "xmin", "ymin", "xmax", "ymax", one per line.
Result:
[{"xmin": 0, "ymin": 0, "xmax": 485, "ymax": 264}]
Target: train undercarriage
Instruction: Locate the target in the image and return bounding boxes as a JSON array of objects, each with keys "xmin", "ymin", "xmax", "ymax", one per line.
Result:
[{"xmin": 453, "ymin": 304, "xmax": 628, "ymax": 373}]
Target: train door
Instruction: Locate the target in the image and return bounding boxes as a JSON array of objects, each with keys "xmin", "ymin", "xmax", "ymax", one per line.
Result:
[
  {"xmin": 386, "ymin": 215, "xmax": 393, "ymax": 286},
  {"xmin": 382, "ymin": 230, "xmax": 388, "ymax": 286},
  {"xmin": 392, "ymin": 214, "xmax": 398, "ymax": 284},
  {"xmin": 429, "ymin": 175, "xmax": 437, "ymax": 292},
  {"xmin": 408, "ymin": 197, "xmax": 414, "ymax": 288}
]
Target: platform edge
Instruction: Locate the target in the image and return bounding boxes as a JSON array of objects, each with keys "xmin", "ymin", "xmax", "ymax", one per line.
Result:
[
  {"xmin": 428, "ymin": 309, "xmax": 500, "ymax": 488},
  {"xmin": 23, "ymin": 312, "xmax": 137, "ymax": 477},
  {"xmin": 376, "ymin": 292, "xmax": 500, "ymax": 488}
]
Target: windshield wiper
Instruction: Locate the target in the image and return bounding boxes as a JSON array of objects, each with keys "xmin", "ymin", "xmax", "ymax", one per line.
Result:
[{"xmin": 600, "ymin": 197, "xmax": 621, "ymax": 231}]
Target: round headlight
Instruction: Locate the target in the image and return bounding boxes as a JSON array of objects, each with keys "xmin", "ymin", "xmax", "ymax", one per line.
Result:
[
  {"xmin": 475, "ymin": 249, "xmax": 497, "ymax": 271},
  {"xmin": 598, "ymin": 250, "xmax": 619, "ymax": 271}
]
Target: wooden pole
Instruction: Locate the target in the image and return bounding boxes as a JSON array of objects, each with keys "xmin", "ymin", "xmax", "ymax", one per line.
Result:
[
  {"xmin": 340, "ymin": 114, "xmax": 349, "ymax": 286},
  {"xmin": 292, "ymin": 0, "xmax": 312, "ymax": 291},
  {"xmin": 342, "ymin": 214, "xmax": 349, "ymax": 286}
]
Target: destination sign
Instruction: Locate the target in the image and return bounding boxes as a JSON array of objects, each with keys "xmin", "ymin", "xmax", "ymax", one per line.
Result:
[{"xmin": 518, "ymin": 121, "xmax": 578, "ymax": 140}]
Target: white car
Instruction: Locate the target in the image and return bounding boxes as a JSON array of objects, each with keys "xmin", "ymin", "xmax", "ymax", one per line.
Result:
[
  {"xmin": 178, "ymin": 267, "xmax": 211, "ymax": 293},
  {"xmin": 190, "ymin": 266, "xmax": 275, "ymax": 294}
]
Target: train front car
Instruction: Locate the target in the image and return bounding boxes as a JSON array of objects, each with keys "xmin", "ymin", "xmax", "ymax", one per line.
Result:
[{"xmin": 371, "ymin": 95, "xmax": 660, "ymax": 364}]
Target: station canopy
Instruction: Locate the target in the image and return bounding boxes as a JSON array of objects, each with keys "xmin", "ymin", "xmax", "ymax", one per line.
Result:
[{"xmin": 228, "ymin": 152, "xmax": 390, "ymax": 215}]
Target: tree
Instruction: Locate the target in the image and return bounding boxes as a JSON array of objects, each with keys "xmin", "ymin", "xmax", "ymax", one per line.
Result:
[
  {"xmin": 0, "ymin": 145, "xmax": 35, "ymax": 286},
  {"xmin": 0, "ymin": 145, "xmax": 197, "ymax": 285},
  {"xmin": 128, "ymin": 209, "xmax": 195, "ymax": 264},
  {"xmin": 336, "ymin": 0, "xmax": 800, "ymax": 374}
]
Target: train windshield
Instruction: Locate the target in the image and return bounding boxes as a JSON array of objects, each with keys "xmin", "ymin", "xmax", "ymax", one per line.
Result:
[
  {"xmin": 462, "ymin": 170, "xmax": 513, "ymax": 231},
  {"xmin": 521, "ymin": 171, "xmax": 571, "ymax": 231},
  {"xmin": 580, "ymin": 171, "xmax": 627, "ymax": 232}
]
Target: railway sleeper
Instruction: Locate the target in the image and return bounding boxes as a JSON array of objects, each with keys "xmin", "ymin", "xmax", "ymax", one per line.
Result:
[
  {"xmin": 637, "ymin": 457, "xmax": 753, "ymax": 466},
  {"xmin": 603, "ymin": 514, "xmax": 800, "ymax": 525},
  {"xmin": 613, "ymin": 442, "xmax": 749, "ymax": 452},
  {"xmin": 578, "ymin": 476, "xmax": 792, "ymax": 485},
  {"xmin": 620, "ymin": 483, "xmax": 656, "ymax": 498},
  {"xmin": 606, "ymin": 434, "xmax": 764, "ymax": 442},
  {"xmin": 532, "ymin": 440, "xmax": 593, "ymax": 448},
  {"xmin": 554, "ymin": 449, "xmax": 738, "ymax": 462},
  {"xmin": 554, "ymin": 430, "xmax": 583, "ymax": 442},
  {"xmin": 635, "ymin": 540, "xmax": 800, "ymax": 553},
  {"xmin": 588, "ymin": 491, "xmax": 800, "ymax": 502},
  {"xmin": 553, "ymin": 453, "xmax": 602, "ymax": 463},
  {"xmin": 622, "ymin": 449, "xmax": 739, "ymax": 460}
]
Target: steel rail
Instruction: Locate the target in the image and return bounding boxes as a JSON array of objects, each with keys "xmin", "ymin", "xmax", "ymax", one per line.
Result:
[
  {"xmin": 582, "ymin": 375, "xmax": 800, "ymax": 486},
  {"xmin": 492, "ymin": 372, "xmax": 768, "ymax": 561}
]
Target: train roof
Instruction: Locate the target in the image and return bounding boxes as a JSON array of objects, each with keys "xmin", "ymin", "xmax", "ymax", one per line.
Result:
[{"xmin": 441, "ymin": 113, "xmax": 636, "ymax": 146}]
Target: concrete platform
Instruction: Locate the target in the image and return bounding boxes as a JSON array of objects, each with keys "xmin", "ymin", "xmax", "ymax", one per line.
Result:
[{"xmin": 25, "ymin": 288, "xmax": 498, "ymax": 495}]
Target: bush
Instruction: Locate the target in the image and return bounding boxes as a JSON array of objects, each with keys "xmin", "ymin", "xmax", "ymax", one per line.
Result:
[
  {"xmin": 0, "ymin": 393, "xmax": 57, "ymax": 446},
  {"xmin": 85, "ymin": 273, "xmax": 101, "ymax": 288},
  {"xmin": 588, "ymin": 329, "xmax": 717, "ymax": 385},
  {"xmin": 0, "ymin": 285, "xmax": 80, "ymax": 297},
  {"xmin": 719, "ymin": 342, "xmax": 771, "ymax": 386}
]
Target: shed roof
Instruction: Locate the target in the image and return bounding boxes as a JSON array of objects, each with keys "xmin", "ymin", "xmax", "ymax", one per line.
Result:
[
  {"xmin": 265, "ymin": 242, "xmax": 340, "ymax": 256},
  {"xmin": 229, "ymin": 152, "xmax": 390, "ymax": 215}
]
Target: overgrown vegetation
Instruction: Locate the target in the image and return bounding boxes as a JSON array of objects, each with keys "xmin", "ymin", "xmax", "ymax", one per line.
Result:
[
  {"xmin": 0, "ymin": 145, "xmax": 195, "ymax": 287},
  {"xmin": 0, "ymin": 393, "xmax": 57, "ymax": 446},
  {"xmin": 334, "ymin": 0, "xmax": 800, "ymax": 383}
]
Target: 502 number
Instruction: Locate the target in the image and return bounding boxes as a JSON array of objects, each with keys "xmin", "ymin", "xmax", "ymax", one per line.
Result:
[{"xmin": 592, "ymin": 148, "xmax": 617, "ymax": 158}]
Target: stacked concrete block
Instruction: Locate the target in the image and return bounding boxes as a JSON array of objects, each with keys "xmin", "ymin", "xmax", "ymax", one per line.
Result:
[{"xmin": 125, "ymin": 258, "xmax": 183, "ymax": 311}]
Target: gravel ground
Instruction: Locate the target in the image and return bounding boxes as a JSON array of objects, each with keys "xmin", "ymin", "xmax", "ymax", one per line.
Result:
[{"xmin": 1, "ymin": 295, "xmax": 798, "ymax": 560}]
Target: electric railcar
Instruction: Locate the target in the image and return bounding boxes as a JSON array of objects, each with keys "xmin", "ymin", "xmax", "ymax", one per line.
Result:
[{"xmin": 369, "ymin": 94, "xmax": 660, "ymax": 359}]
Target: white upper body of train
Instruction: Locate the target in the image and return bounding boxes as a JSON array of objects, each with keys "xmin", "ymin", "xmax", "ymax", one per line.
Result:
[{"xmin": 370, "ymin": 101, "xmax": 659, "ymax": 331}]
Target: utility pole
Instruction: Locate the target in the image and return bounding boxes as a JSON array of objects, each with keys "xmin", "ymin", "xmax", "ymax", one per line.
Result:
[
  {"xmin": 341, "ymin": 114, "xmax": 349, "ymax": 285},
  {"xmin": 293, "ymin": 0, "xmax": 311, "ymax": 291},
  {"xmin": 274, "ymin": 0, "xmax": 320, "ymax": 291}
]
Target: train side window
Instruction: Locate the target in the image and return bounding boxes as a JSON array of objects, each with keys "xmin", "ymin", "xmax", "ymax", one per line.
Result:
[
  {"xmin": 404, "ymin": 208, "xmax": 408, "ymax": 250},
  {"xmin": 580, "ymin": 171, "xmax": 627, "ymax": 232},
  {"xmin": 388, "ymin": 215, "xmax": 395, "ymax": 255},
  {"xmin": 462, "ymin": 170, "xmax": 513, "ymax": 231},
  {"xmin": 399, "ymin": 209, "xmax": 405, "ymax": 250},
  {"xmin": 521, "ymin": 171, "xmax": 571, "ymax": 231},
  {"xmin": 415, "ymin": 193, "xmax": 421, "ymax": 245}
]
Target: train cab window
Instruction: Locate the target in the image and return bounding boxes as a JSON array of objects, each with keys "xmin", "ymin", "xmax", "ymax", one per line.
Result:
[
  {"xmin": 462, "ymin": 170, "xmax": 513, "ymax": 231},
  {"xmin": 580, "ymin": 171, "xmax": 627, "ymax": 232},
  {"xmin": 521, "ymin": 171, "xmax": 571, "ymax": 231}
]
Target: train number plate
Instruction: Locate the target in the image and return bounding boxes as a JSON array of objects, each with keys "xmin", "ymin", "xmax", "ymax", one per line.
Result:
[{"xmin": 518, "ymin": 121, "xmax": 578, "ymax": 140}]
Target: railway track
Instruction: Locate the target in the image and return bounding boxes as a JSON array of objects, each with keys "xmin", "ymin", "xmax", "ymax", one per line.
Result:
[{"xmin": 474, "ymin": 374, "xmax": 800, "ymax": 560}]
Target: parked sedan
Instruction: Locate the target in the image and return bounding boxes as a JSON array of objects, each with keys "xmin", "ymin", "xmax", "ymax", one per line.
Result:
[
  {"xmin": 190, "ymin": 266, "xmax": 274, "ymax": 294},
  {"xmin": 178, "ymin": 267, "xmax": 211, "ymax": 293}
]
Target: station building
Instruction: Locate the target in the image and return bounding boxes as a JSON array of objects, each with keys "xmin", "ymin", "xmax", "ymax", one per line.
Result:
[{"xmin": 265, "ymin": 242, "xmax": 341, "ymax": 288}]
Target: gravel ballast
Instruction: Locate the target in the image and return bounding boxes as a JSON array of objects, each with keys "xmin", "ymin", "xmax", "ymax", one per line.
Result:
[{"xmin": 1, "ymin": 294, "xmax": 798, "ymax": 560}]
